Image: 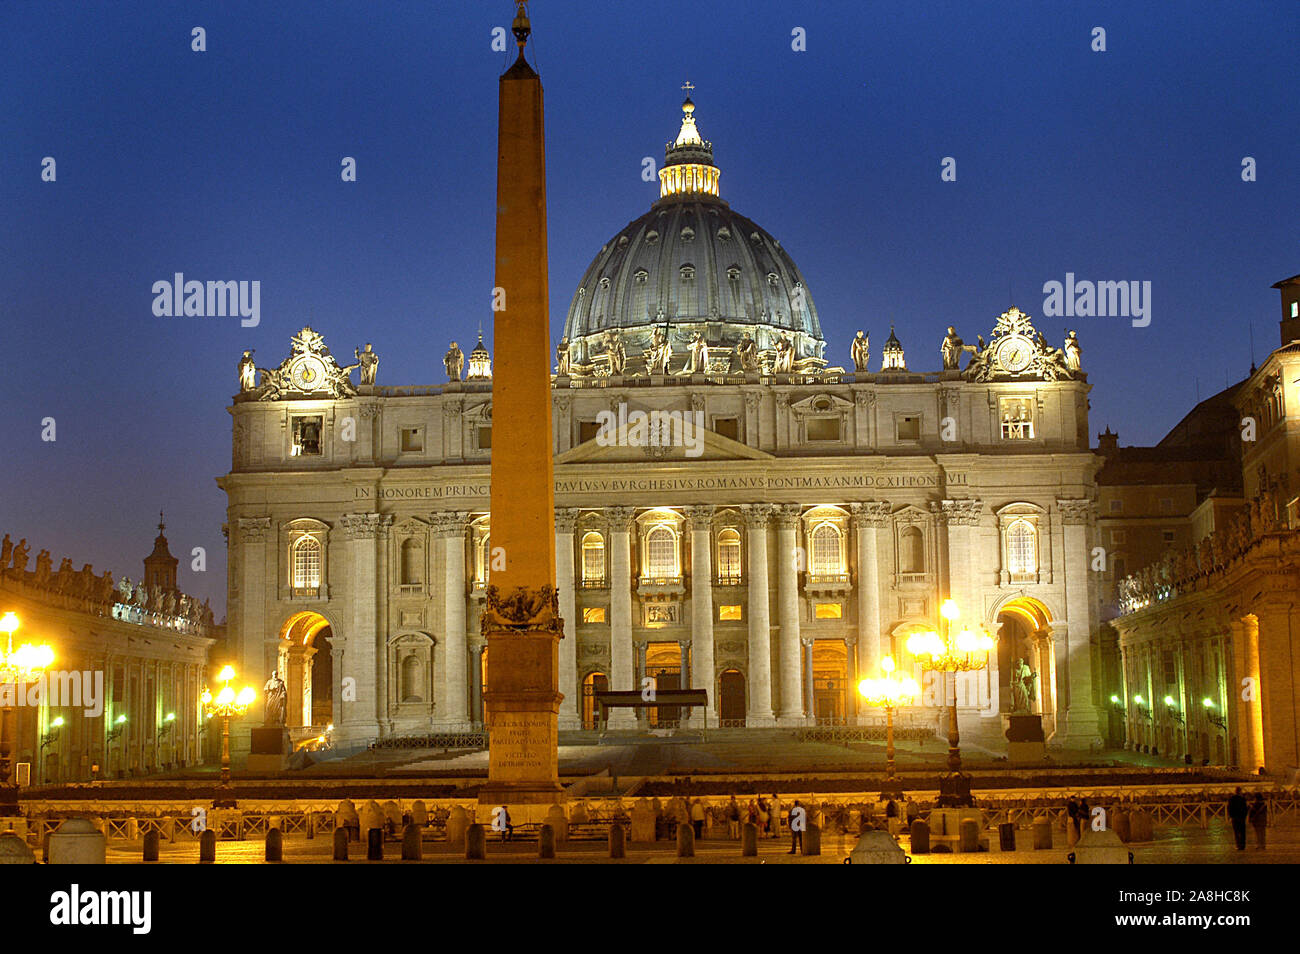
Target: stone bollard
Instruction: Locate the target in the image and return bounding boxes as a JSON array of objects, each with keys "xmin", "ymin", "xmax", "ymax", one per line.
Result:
[
  {"xmin": 199, "ymin": 829, "xmax": 216, "ymax": 864},
  {"xmin": 366, "ymin": 827, "xmax": 384, "ymax": 861},
  {"xmin": 1032, "ymin": 816, "xmax": 1052, "ymax": 850},
  {"xmin": 909, "ymin": 819, "xmax": 930, "ymax": 854},
  {"xmin": 125, "ymin": 817, "xmax": 139, "ymax": 840},
  {"xmin": 677, "ymin": 822, "xmax": 695, "ymax": 858},
  {"xmin": 0, "ymin": 831, "xmax": 35, "ymax": 864},
  {"xmin": 609, "ymin": 824, "xmax": 626, "ymax": 859},
  {"xmin": 143, "ymin": 829, "xmax": 160, "ymax": 862},
  {"xmin": 402, "ymin": 823, "xmax": 422, "ymax": 861},
  {"xmin": 266, "ymin": 828, "xmax": 283, "ymax": 862},
  {"xmin": 959, "ymin": 818, "xmax": 979, "ymax": 853},
  {"xmin": 411, "ymin": 800, "xmax": 429, "ymax": 827},
  {"xmin": 802, "ymin": 823, "xmax": 821, "ymax": 856},
  {"xmin": 545, "ymin": 805, "xmax": 569, "ymax": 844},
  {"xmin": 333, "ymin": 827, "xmax": 349, "ymax": 861},
  {"xmin": 465, "ymin": 823, "xmax": 486, "ymax": 860},
  {"xmin": 446, "ymin": 806, "xmax": 470, "ymax": 848},
  {"xmin": 49, "ymin": 818, "xmax": 107, "ymax": 865},
  {"xmin": 741, "ymin": 822, "xmax": 758, "ymax": 856},
  {"xmin": 539, "ymin": 824, "xmax": 556, "ymax": 859},
  {"xmin": 1113, "ymin": 809, "xmax": 1130, "ymax": 843}
]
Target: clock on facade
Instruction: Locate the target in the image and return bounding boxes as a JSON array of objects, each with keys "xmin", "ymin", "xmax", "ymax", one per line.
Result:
[
  {"xmin": 995, "ymin": 335, "xmax": 1034, "ymax": 375},
  {"xmin": 290, "ymin": 355, "xmax": 327, "ymax": 391}
]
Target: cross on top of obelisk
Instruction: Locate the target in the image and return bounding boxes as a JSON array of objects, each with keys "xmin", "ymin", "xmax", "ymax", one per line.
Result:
[{"xmin": 682, "ymin": 81, "xmax": 695, "ymax": 93}]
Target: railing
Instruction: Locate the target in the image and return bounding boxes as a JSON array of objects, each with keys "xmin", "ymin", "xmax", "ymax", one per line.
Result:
[{"xmin": 370, "ymin": 732, "xmax": 485, "ymax": 750}]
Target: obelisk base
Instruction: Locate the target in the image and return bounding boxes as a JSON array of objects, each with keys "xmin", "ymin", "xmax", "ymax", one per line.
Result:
[{"xmin": 478, "ymin": 629, "xmax": 566, "ymax": 808}]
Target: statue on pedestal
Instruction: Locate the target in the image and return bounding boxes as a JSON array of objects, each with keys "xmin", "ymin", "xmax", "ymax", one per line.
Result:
[
  {"xmin": 238, "ymin": 350, "xmax": 257, "ymax": 392},
  {"xmin": 850, "ymin": 330, "xmax": 869, "ymax": 372},
  {"xmin": 1064, "ymin": 329, "xmax": 1082, "ymax": 372},
  {"xmin": 647, "ymin": 327, "xmax": 672, "ymax": 375},
  {"xmin": 773, "ymin": 332, "xmax": 794, "ymax": 373},
  {"xmin": 941, "ymin": 327, "xmax": 964, "ymax": 370},
  {"xmin": 684, "ymin": 332, "xmax": 708, "ymax": 373},
  {"xmin": 1010, "ymin": 657, "xmax": 1033, "ymax": 713},
  {"xmin": 735, "ymin": 332, "xmax": 759, "ymax": 373},
  {"xmin": 555, "ymin": 338, "xmax": 570, "ymax": 376},
  {"xmin": 605, "ymin": 330, "xmax": 625, "ymax": 376},
  {"xmin": 263, "ymin": 671, "xmax": 287, "ymax": 727},
  {"xmin": 444, "ymin": 342, "xmax": 464, "ymax": 381},
  {"xmin": 355, "ymin": 343, "xmax": 379, "ymax": 385}
]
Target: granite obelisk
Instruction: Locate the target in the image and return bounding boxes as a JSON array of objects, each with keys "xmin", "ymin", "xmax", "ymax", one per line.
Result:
[{"xmin": 478, "ymin": 2, "xmax": 565, "ymax": 807}]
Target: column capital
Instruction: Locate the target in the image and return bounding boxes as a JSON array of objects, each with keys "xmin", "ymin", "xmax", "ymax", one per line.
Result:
[
  {"xmin": 773, "ymin": 503, "xmax": 802, "ymax": 530},
  {"xmin": 850, "ymin": 501, "xmax": 892, "ymax": 529},
  {"xmin": 930, "ymin": 498, "xmax": 983, "ymax": 527},
  {"xmin": 606, "ymin": 506, "xmax": 637, "ymax": 532},
  {"xmin": 429, "ymin": 510, "xmax": 471, "ymax": 537},
  {"xmin": 741, "ymin": 503, "xmax": 774, "ymax": 529},
  {"xmin": 682, "ymin": 505, "xmax": 715, "ymax": 531},
  {"xmin": 1056, "ymin": 497, "xmax": 1097, "ymax": 526},
  {"xmin": 237, "ymin": 515, "xmax": 272, "ymax": 543},
  {"xmin": 633, "ymin": 639, "xmax": 649, "ymax": 651},
  {"xmin": 800, "ymin": 636, "xmax": 815, "ymax": 648},
  {"xmin": 678, "ymin": 639, "xmax": 693, "ymax": 650},
  {"xmin": 554, "ymin": 508, "xmax": 580, "ymax": 534},
  {"xmin": 341, "ymin": 512, "xmax": 392, "ymax": 539}
]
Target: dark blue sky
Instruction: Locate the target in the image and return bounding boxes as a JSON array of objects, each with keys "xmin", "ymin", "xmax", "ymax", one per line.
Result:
[{"xmin": 2, "ymin": 0, "xmax": 1295, "ymax": 617}]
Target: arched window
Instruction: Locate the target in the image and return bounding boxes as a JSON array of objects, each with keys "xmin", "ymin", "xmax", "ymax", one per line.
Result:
[
  {"xmin": 1007, "ymin": 519, "xmax": 1037, "ymax": 579},
  {"xmin": 291, "ymin": 537, "xmax": 321, "ymax": 589},
  {"xmin": 477, "ymin": 532, "xmax": 491, "ymax": 584},
  {"xmin": 400, "ymin": 539, "xmax": 423, "ymax": 585},
  {"xmin": 645, "ymin": 525, "xmax": 679, "ymax": 579},
  {"xmin": 810, "ymin": 523, "xmax": 843, "ymax": 577},
  {"xmin": 581, "ymin": 532, "xmax": 606, "ymax": 586},
  {"xmin": 717, "ymin": 528, "xmax": 742, "ymax": 583},
  {"xmin": 400, "ymin": 654, "xmax": 424, "ymax": 703},
  {"xmin": 899, "ymin": 526, "xmax": 924, "ymax": 574}
]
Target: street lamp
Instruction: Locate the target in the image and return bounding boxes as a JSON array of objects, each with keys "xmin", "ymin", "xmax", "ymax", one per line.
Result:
[
  {"xmin": 0, "ymin": 612, "xmax": 55, "ymax": 816},
  {"xmin": 905, "ymin": 598, "xmax": 996, "ymax": 807},
  {"xmin": 41, "ymin": 716, "xmax": 65, "ymax": 751},
  {"xmin": 1203, "ymin": 697, "xmax": 1226, "ymax": 730},
  {"xmin": 858, "ymin": 656, "xmax": 920, "ymax": 796},
  {"xmin": 201, "ymin": 665, "xmax": 256, "ymax": 808}
]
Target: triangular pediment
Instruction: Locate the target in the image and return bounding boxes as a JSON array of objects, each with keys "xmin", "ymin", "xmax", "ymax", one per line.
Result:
[{"xmin": 557, "ymin": 421, "xmax": 772, "ymax": 464}]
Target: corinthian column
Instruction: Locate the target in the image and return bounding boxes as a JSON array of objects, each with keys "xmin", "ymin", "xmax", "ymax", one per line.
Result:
[
  {"xmin": 434, "ymin": 511, "xmax": 469, "ymax": 729},
  {"xmin": 850, "ymin": 502, "xmax": 891, "ymax": 713},
  {"xmin": 742, "ymin": 504, "xmax": 774, "ymax": 725},
  {"xmin": 555, "ymin": 508, "xmax": 581, "ymax": 729},
  {"xmin": 774, "ymin": 504, "xmax": 804, "ymax": 723},
  {"xmin": 1057, "ymin": 497, "xmax": 1102, "ymax": 746},
  {"xmin": 684, "ymin": 505, "xmax": 715, "ymax": 727},
  {"xmin": 607, "ymin": 507, "xmax": 637, "ymax": 729},
  {"xmin": 340, "ymin": 512, "xmax": 385, "ymax": 743}
]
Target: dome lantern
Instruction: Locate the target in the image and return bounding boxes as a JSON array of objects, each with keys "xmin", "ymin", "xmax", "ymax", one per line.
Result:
[
  {"xmin": 659, "ymin": 85, "xmax": 720, "ymax": 200},
  {"xmin": 466, "ymin": 330, "xmax": 492, "ymax": 380},
  {"xmin": 881, "ymin": 325, "xmax": 907, "ymax": 371}
]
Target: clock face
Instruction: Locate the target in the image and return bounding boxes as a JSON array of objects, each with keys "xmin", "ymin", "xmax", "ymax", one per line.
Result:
[
  {"xmin": 290, "ymin": 356, "xmax": 327, "ymax": 391},
  {"xmin": 996, "ymin": 335, "xmax": 1034, "ymax": 374}
]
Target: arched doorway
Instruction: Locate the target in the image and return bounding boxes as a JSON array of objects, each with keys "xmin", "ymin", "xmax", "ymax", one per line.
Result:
[
  {"xmin": 995, "ymin": 597, "xmax": 1054, "ymax": 732},
  {"xmin": 581, "ymin": 671, "xmax": 608, "ymax": 730},
  {"xmin": 278, "ymin": 611, "xmax": 334, "ymax": 730},
  {"xmin": 718, "ymin": 669, "xmax": 746, "ymax": 726},
  {"xmin": 811, "ymin": 641, "xmax": 848, "ymax": 725},
  {"xmin": 645, "ymin": 642, "xmax": 682, "ymax": 727}
]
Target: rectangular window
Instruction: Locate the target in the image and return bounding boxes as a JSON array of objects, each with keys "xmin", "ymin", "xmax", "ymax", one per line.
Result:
[
  {"xmin": 1110, "ymin": 529, "xmax": 1126, "ymax": 544},
  {"xmin": 1113, "ymin": 556, "xmax": 1126, "ymax": 577},
  {"xmin": 713, "ymin": 417, "xmax": 739, "ymax": 441},
  {"xmin": 718, "ymin": 605, "xmax": 742, "ymax": 621},
  {"xmin": 477, "ymin": 426, "xmax": 492, "ymax": 449},
  {"xmin": 806, "ymin": 417, "xmax": 841, "ymax": 442},
  {"xmin": 896, "ymin": 415, "xmax": 920, "ymax": 441},
  {"xmin": 814, "ymin": 602, "xmax": 842, "ymax": 620},
  {"xmin": 582, "ymin": 607, "xmax": 607, "ymax": 623},
  {"xmin": 291, "ymin": 416, "xmax": 323, "ymax": 456},
  {"xmin": 579, "ymin": 420, "xmax": 600, "ymax": 444},
  {"xmin": 1292, "ymin": 301, "xmax": 1298, "ymax": 318},
  {"xmin": 401, "ymin": 428, "xmax": 423, "ymax": 452},
  {"xmin": 999, "ymin": 398, "xmax": 1035, "ymax": 439},
  {"xmin": 1162, "ymin": 529, "xmax": 1175, "ymax": 544}
]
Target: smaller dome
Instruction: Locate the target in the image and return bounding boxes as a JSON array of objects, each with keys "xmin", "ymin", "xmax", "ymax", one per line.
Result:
[
  {"xmin": 466, "ymin": 331, "xmax": 492, "ymax": 380},
  {"xmin": 881, "ymin": 324, "xmax": 906, "ymax": 371}
]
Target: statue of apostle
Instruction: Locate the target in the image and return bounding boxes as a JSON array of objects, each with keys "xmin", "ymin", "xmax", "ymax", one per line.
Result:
[
  {"xmin": 237, "ymin": 350, "xmax": 257, "ymax": 392},
  {"xmin": 850, "ymin": 330, "xmax": 870, "ymax": 372},
  {"xmin": 444, "ymin": 341, "xmax": 464, "ymax": 381},
  {"xmin": 735, "ymin": 332, "xmax": 759, "ymax": 373},
  {"xmin": 941, "ymin": 326, "xmax": 964, "ymax": 370},
  {"xmin": 1064, "ymin": 329, "xmax": 1082, "ymax": 372},
  {"xmin": 684, "ymin": 331, "xmax": 709, "ymax": 374},
  {"xmin": 355, "ymin": 343, "xmax": 379, "ymax": 385},
  {"xmin": 555, "ymin": 338, "xmax": 571, "ymax": 376},
  {"xmin": 647, "ymin": 327, "xmax": 672, "ymax": 375},
  {"xmin": 773, "ymin": 332, "xmax": 794, "ymax": 373},
  {"xmin": 263, "ymin": 671, "xmax": 288, "ymax": 727},
  {"xmin": 605, "ymin": 330, "xmax": 626, "ymax": 376}
]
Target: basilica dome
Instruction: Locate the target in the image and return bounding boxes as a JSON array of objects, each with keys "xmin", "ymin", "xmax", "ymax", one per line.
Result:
[{"xmin": 561, "ymin": 96, "xmax": 825, "ymax": 375}]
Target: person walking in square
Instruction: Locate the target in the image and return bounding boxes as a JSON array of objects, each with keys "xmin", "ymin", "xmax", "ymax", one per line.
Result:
[
  {"xmin": 1227, "ymin": 787, "xmax": 1249, "ymax": 850},
  {"xmin": 1248, "ymin": 793, "xmax": 1268, "ymax": 849},
  {"xmin": 690, "ymin": 798, "xmax": 705, "ymax": 839},
  {"xmin": 726, "ymin": 796, "xmax": 741, "ymax": 839}
]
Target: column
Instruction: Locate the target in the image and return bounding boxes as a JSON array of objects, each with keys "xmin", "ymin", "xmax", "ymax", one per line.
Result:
[
  {"xmin": 801, "ymin": 637, "xmax": 815, "ymax": 721},
  {"xmin": 850, "ymin": 502, "xmax": 890, "ymax": 691},
  {"xmin": 634, "ymin": 640, "xmax": 648, "ymax": 728},
  {"xmin": 607, "ymin": 507, "xmax": 637, "ymax": 728},
  {"xmin": 340, "ymin": 512, "xmax": 383, "ymax": 743},
  {"xmin": 435, "ymin": 511, "xmax": 470, "ymax": 729},
  {"xmin": 1252, "ymin": 608, "xmax": 1298, "ymax": 771},
  {"xmin": 471, "ymin": 645, "xmax": 486, "ymax": 726},
  {"xmin": 555, "ymin": 509, "xmax": 581, "ymax": 729},
  {"xmin": 685, "ymin": 505, "xmax": 715, "ymax": 726},
  {"xmin": 775, "ymin": 504, "xmax": 804, "ymax": 723},
  {"xmin": 235, "ymin": 516, "xmax": 271, "ymax": 759},
  {"xmin": 1057, "ymin": 499, "xmax": 1102, "ymax": 745},
  {"xmin": 743, "ymin": 504, "xmax": 774, "ymax": 725}
]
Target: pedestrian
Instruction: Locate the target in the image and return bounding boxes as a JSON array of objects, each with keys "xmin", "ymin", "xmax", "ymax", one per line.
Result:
[
  {"xmin": 757, "ymin": 797, "xmax": 769, "ymax": 837},
  {"xmin": 788, "ymin": 800, "xmax": 804, "ymax": 855},
  {"xmin": 885, "ymin": 798, "xmax": 899, "ymax": 819},
  {"xmin": 747, "ymin": 799, "xmax": 759, "ymax": 829},
  {"xmin": 1065, "ymin": 797, "xmax": 1079, "ymax": 846},
  {"xmin": 500, "ymin": 806, "xmax": 514, "ymax": 842},
  {"xmin": 726, "ymin": 796, "xmax": 741, "ymax": 839},
  {"xmin": 1079, "ymin": 797, "xmax": 1091, "ymax": 834},
  {"xmin": 905, "ymin": 797, "xmax": 920, "ymax": 827},
  {"xmin": 769, "ymin": 794, "xmax": 782, "ymax": 838},
  {"xmin": 1227, "ymin": 787, "xmax": 1248, "ymax": 850},
  {"xmin": 690, "ymin": 798, "xmax": 705, "ymax": 839},
  {"xmin": 1248, "ymin": 793, "xmax": 1268, "ymax": 849}
]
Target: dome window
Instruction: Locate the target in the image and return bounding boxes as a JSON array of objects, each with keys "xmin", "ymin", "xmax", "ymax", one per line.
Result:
[
  {"xmin": 634, "ymin": 268, "xmax": 649, "ymax": 284},
  {"xmin": 726, "ymin": 266, "xmax": 741, "ymax": 282},
  {"xmin": 680, "ymin": 265, "xmax": 696, "ymax": 281},
  {"xmin": 750, "ymin": 232, "xmax": 762, "ymax": 244},
  {"xmin": 617, "ymin": 235, "xmax": 629, "ymax": 248},
  {"xmin": 767, "ymin": 272, "xmax": 779, "ymax": 287},
  {"xmin": 680, "ymin": 226, "xmax": 695, "ymax": 242},
  {"xmin": 599, "ymin": 277, "xmax": 610, "ymax": 288},
  {"xmin": 645, "ymin": 230, "xmax": 659, "ymax": 244},
  {"xmin": 717, "ymin": 226, "xmax": 731, "ymax": 240}
]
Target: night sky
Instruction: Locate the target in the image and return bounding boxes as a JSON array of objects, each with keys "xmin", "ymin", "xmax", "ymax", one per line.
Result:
[{"xmin": 2, "ymin": 0, "xmax": 1295, "ymax": 618}]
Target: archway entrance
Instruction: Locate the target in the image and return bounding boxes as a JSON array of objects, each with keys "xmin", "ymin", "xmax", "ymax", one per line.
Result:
[
  {"xmin": 645, "ymin": 642, "xmax": 682, "ymax": 727},
  {"xmin": 810, "ymin": 641, "xmax": 848, "ymax": 725},
  {"xmin": 581, "ymin": 672, "xmax": 608, "ymax": 730},
  {"xmin": 278, "ymin": 612, "xmax": 334, "ymax": 730},
  {"xmin": 719, "ymin": 669, "xmax": 746, "ymax": 726},
  {"xmin": 995, "ymin": 597, "xmax": 1053, "ymax": 731}
]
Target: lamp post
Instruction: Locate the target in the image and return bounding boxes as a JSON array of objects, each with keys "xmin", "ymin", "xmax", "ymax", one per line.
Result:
[
  {"xmin": 906, "ymin": 598, "xmax": 996, "ymax": 807},
  {"xmin": 201, "ymin": 665, "xmax": 256, "ymax": 809},
  {"xmin": 0, "ymin": 612, "xmax": 55, "ymax": 816},
  {"xmin": 858, "ymin": 656, "xmax": 920, "ymax": 796}
]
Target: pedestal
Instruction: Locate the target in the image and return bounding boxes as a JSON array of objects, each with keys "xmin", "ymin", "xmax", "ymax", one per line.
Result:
[
  {"xmin": 1005, "ymin": 713, "xmax": 1046, "ymax": 761},
  {"xmin": 479, "ymin": 629, "xmax": 565, "ymax": 807},
  {"xmin": 245, "ymin": 727, "xmax": 291, "ymax": 773}
]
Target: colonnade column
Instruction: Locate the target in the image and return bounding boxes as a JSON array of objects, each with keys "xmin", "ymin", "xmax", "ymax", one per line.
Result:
[
  {"xmin": 555, "ymin": 509, "xmax": 581, "ymax": 730},
  {"xmin": 685, "ymin": 505, "xmax": 715, "ymax": 727},
  {"xmin": 1057, "ymin": 498, "xmax": 1102, "ymax": 745},
  {"xmin": 607, "ymin": 507, "xmax": 637, "ymax": 728},
  {"xmin": 775, "ymin": 504, "xmax": 804, "ymax": 723},
  {"xmin": 435, "ymin": 511, "xmax": 469, "ymax": 729},
  {"xmin": 742, "ymin": 504, "xmax": 774, "ymax": 725}
]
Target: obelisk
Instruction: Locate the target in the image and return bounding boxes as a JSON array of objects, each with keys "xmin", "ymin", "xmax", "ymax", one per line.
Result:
[{"xmin": 478, "ymin": 1, "xmax": 565, "ymax": 808}]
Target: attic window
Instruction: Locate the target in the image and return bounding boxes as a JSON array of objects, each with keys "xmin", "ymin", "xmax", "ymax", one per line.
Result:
[
  {"xmin": 617, "ymin": 235, "xmax": 629, "ymax": 248},
  {"xmin": 645, "ymin": 230, "xmax": 659, "ymax": 244},
  {"xmin": 726, "ymin": 266, "xmax": 741, "ymax": 281},
  {"xmin": 767, "ymin": 273, "xmax": 779, "ymax": 287},
  {"xmin": 717, "ymin": 226, "xmax": 731, "ymax": 240},
  {"xmin": 680, "ymin": 265, "xmax": 696, "ymax": 281},
  {"xmin": 634, "ymin": 269, "xmax": 648, "ymax": 284},
  {"xmin": 750, "ymin": 232, "xmax": 762, "ymax": 244},
  {"xmin": 680, "ymin": 226, "xmax": 695, "ymax": 242},
  {"xmin": 599, "ymin": 277, "xmax": 610, "ymax": 288}
]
